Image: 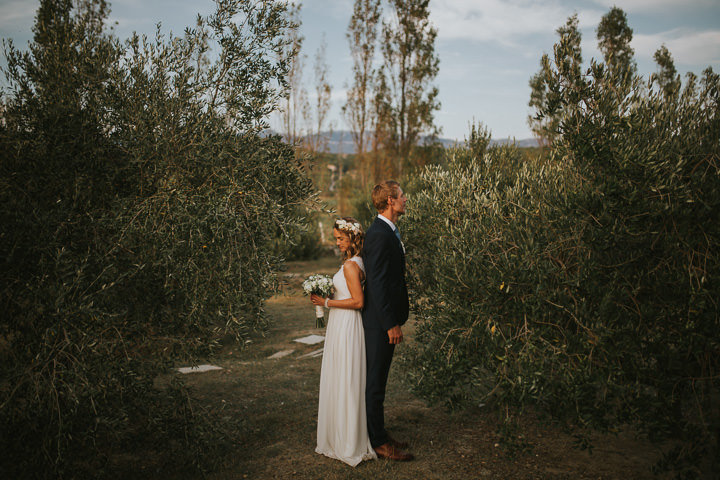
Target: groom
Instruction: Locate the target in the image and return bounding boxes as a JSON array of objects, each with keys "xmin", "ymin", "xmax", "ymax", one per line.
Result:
[{"xmin": 362, "ymin": 180, "xmax": 414, "ymax": 461}]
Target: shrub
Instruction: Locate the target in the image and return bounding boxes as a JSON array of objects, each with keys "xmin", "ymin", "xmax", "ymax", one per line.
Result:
[
  {"xmin": 0, "ymin": 0, "xmax": 315, "ymax": 477},
  {"xmin": 276, "ymin": 208, "xmax": 325, "ymax": 261},
  {"xmin": 403, "ymin": 58, "xmax": 719, "ymax": 478}
]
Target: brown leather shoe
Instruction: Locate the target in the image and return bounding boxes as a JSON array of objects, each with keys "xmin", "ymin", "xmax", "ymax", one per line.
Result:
[
  {"xmin": 374, "ymin": 443, "xmax": 414, "ymax": 461},
  {"xmin": 387, "ymin": 434, "xmax": 409, "ymax": 449}
]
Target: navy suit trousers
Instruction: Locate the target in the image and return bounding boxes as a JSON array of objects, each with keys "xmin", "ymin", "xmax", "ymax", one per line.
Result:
[{"xmin": 365, "ymin": 327, "xmax": 395, "ymax": 448}]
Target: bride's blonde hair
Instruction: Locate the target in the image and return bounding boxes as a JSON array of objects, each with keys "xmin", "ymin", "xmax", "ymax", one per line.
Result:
[{"xmin": 334, "ymin": 217, "xmax": 364, "ymax": 260}]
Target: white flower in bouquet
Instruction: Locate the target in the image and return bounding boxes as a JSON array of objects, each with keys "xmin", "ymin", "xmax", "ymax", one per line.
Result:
[{"xmin": 302, "ymin": 274, "xmax": 334, "ymax": 328}]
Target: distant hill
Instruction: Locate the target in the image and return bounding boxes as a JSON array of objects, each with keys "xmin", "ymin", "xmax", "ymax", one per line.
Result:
[
  {"xmin": 264, "ymin": 130, "xmax": 538, "ymax": 154},
  {"xmin": 433, "ymin": 135, "xmax": 539, "ymax": 150}
]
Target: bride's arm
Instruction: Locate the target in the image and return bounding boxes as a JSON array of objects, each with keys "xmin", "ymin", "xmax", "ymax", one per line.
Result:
[
  {"xmin": 341, "ymin": 261, "xmax": 364, "ymax": 310},
  {"xmin": 311, "ymin": 261, "xmax": 364, "ymax": 310}
]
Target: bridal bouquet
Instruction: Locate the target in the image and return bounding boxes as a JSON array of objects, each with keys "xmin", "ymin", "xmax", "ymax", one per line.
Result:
[{"xmin": 302, "ymin": 274, "xmax": 334, "ymax": 328}]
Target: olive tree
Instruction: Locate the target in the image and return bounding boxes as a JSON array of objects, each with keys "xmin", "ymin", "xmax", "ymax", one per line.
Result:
[
  {"xmin": 0, "ymin": 0, "xmax": 315, "ymax": 477},
  {"xmin": 406, "ymin": 42, "xmax": 719, "ymax": 480}
]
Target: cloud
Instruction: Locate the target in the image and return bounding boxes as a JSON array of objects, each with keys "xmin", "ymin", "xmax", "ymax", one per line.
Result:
[
  {"xmin": 634, "ymin": 28, "xmax": 720, "ymax": 66},
  {"xmin": 430, "ymin": 0, "xmax": 603, "ymax": 47},
  {"xmin": 0, "ymin": 0, "xmax": 36, "ymax": 30},
  {"xmin": 591, "ymin": 0, "xmax": 715, "ymax": 13},
  {"xmin": 107, "ymin": 0, "xmax": 215, "ymax": 38},
  {"xmin": 302, "ymin": 0, "xmax": 354, "ymax": 21},
  {"xmin": 431, "ymin": 0, "xmax": 562, "ymax": 44}
]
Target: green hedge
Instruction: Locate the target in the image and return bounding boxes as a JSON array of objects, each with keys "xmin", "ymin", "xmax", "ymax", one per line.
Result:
[
  {"xmin": 403, "ymin": 65, "xmax": 719, "ymax": 479},
  {"xmin": 0, "ymin": 1, "xmax": 315, "ymax": 477}
]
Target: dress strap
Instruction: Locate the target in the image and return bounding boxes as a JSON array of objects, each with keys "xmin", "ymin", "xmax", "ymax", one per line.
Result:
[{"xmin": 347, "ymin": 256, "xmax": 365, "ymax": 273}]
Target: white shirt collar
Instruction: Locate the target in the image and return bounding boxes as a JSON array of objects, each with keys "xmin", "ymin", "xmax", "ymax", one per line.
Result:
[{"xmin": 377, "ymin": 214, "xmax": 396, "ymax": 231}]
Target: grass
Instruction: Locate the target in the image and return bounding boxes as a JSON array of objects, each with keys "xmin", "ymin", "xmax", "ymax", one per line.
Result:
[{"xmin": 164, "ymin": 255, "xmax": 668, "ymax": 479}]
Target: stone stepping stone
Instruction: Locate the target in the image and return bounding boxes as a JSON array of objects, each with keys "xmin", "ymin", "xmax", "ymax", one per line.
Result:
[
  {"xmin": 177, "ymin": 364, "xmax": 223, "ymax": 374},
  {"xmin": 294, "ymin": 334, "xmax": 325, "ymax": 345},
  {"xmin": 300, "ymin": 348, "xmax": 324, "ymax": 358},
  {"xmin": 267, "ymin": 349, "xmax": 295, "ymax": 359}
]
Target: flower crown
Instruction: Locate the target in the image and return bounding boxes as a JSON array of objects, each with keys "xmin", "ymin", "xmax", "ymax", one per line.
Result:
[{"xmin": 335, "ymin": 219, "xmax": 362, "ymax": 235}]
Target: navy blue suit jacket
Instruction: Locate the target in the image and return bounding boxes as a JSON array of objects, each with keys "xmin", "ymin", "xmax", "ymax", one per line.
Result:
[{"xmin": 362, "ymin": 216, "xmax": 409, "ymax": 331}]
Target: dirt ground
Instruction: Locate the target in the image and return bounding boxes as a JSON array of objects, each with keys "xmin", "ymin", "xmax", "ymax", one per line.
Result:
[{"xmin": 178, "ymin": 257, "xmax": 670, "ymax": 480}]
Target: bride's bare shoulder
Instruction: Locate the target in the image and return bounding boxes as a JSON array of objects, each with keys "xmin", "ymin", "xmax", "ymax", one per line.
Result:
[{"xmin": 343, "ymin": 259, "xmax": 365, "ymax": 283}]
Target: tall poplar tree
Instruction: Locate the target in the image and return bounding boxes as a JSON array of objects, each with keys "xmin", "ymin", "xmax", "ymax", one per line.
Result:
[
  {"xmin": 278, "ymin": 2, "xmax": 309, "ymax": 145},
  {"xmin": 651, "ymin": 45, "xmax": 681, "ymax": 100},
  {"xmin": 527, "ymin": 62, "xmax": 553, "ymax": 147},
  {"xmin": 306, "ymin": 34, "xmax": 333, "ymax": 153},
  {"xmin": 344, "ymin": 0, "xmax": 381, "ymax": 183},
  {"xmin": 596, "ymin": 6, "xmax": 636, "ymax": 88},
  {"xmin": 375, "ymin": 0, "xmax": 440, "ymax": 177},
  {"xmin": 528, "ymin": 14, "xmax": 583, "ymax": 146}
]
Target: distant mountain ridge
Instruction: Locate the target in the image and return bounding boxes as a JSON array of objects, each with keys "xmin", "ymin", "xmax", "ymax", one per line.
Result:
[{"xmin": 264, "ymin": 130, "xmax": 538, "ymax": 154}]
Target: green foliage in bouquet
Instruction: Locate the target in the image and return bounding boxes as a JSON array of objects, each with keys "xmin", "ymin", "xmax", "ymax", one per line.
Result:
[
  {"xmin": 0, "ymin": 0, "xmax": 316, "ymax": 477},
  {"xmin": 403, "ymin": 48, "xmax": 719, "ymax": 478}
]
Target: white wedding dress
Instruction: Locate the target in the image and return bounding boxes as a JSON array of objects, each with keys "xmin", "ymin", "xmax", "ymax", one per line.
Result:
[{"xmin": 315, "ymin": 256, "xmax": 376, "ymax": 467}]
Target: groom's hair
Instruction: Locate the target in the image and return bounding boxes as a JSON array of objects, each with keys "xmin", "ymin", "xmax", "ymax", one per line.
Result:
[{"xmin": 372, "ymin": 180, "xmax": 401, "ymax": 212}]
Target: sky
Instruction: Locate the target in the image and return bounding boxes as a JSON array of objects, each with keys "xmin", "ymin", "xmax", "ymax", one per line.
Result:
[{"xmin": 1, "ymin": 0, "xmax": 719, "ymax": 142}]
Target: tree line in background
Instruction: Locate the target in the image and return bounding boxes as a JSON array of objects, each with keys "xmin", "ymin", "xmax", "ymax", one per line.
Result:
[
  {"xmin": 1, "ymin": 0, "xmax": 718, "ymax": 478},
  {"xmin": 276, "ymin": 0, "xmax": 442, "ymax": 250},
  {"xmin": 278, "ymin": 0, "xmax": 440, "ymax": 185}
]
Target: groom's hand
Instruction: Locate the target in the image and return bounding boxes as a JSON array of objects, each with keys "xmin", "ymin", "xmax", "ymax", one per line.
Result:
[{"xmin": 387, "ymin": 325, "xmax": 404, "ymax": 345}]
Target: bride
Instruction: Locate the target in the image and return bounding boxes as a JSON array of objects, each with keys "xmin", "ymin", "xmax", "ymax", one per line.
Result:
[{"xmin": 310, "ymin": 217, "xmax": 376, "ymax": 467}]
